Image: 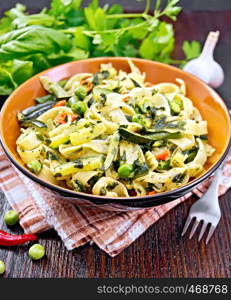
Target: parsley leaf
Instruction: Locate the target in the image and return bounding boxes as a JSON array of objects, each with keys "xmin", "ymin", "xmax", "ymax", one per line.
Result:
[
  {"xmin": 182, "ymin": 40, "xmax": 202, "ymax": 60},
  {"xmin": 0, "ymin": 0, "xmax": 201, "ymax": 96}
]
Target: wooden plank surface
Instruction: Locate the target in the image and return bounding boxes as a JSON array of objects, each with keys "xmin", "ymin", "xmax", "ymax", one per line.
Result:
[
  {"xmin": 1, "ymin": 0, "xmax": 231, "ymax": 15},
  {"xmin": 0, "ymin": 191, "xmax": 230, "ymax": 278},
  {"xmin": 0, "ymin": 8, "xmax": 231, "ymax": 278}
]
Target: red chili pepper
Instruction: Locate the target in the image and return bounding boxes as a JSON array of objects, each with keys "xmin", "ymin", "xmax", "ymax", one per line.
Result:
[{"xmin": 0, "ymin": 230, "xmax": 38, "ymax": 246}]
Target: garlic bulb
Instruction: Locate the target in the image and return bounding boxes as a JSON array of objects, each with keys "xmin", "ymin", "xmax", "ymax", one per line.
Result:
[{"xmin": 183, "ymin": 31, "xmax": 224, "ymax": 88}]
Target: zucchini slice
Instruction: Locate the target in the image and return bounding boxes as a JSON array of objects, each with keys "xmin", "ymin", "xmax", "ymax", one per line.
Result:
[
  {"xmin": 21, "ymin": 120, "xmax": 47, "ymax": 129},
  {"xmin": 119, "ymin": 128, "xmax": 183, "ymax": 144},
  {"xmin": 21, "ymin": 101, "xmax": 56, "ymax": 116}
]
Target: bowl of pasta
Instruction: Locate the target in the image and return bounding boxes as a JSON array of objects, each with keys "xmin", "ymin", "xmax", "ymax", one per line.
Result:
[{"xmin": 0, "ymin": 57, "xmax": 230, "ymax": 209}]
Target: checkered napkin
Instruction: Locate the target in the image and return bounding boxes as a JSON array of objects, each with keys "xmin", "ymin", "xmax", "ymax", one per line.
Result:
[{"xmin": 0, "ymin": 146, "xmax": 230, "ymax": 257}]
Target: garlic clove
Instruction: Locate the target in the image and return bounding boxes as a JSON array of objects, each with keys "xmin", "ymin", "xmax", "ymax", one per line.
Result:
[
  {"xmin": 207, "ymin": 61, "xmax": 224, "ymax": 88},
  {"xmin": 184, "ymin": 59, "xmax": 211, "ymax": 83},
  {"xmin": 183, "ymin": 31, "xmax": 224, "ymax": 89}
]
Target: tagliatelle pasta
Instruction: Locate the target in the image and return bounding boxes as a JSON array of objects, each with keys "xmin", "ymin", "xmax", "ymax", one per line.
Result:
[{"xmin": 16, "ymin": 60, "xmax": 215, "ymax": 197}]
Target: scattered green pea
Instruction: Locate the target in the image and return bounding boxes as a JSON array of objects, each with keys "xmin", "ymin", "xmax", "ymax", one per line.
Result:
[
  {"xmin": 118, "ymin": 164, "xmax": 133, "ymax": 179},
  {"xmin": 0, "ymin": 260, "xmax": 5, "ymax": 275},
  {"xmin": 71, "ymin": 101, "xmax": 87, "ymax": 115},
  {"xmin": 29, "ymin": 244, "xmax": 45, "ymax": 260},
  {"xmin": 75, "ymin": 86, "xmax": 87, "ymax": 100},
  {"xmin": 27, "ymin": 160, "xmax": 42, "ymax": 174},
  {"xmin": 170, "ymin": 102, "xmax": 181, "ymax": 114},
  {"xmin": 4, "ymin": 210, "xmax": 19, "ymax": 226}
]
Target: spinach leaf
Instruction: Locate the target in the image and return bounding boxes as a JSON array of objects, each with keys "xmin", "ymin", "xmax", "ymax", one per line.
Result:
[
  {"xmin": 27, "ymin": 54, "xmax": 51, "ymax": 73},
  {"xmin": 48, "ymin": 48, "xmax": 88, "ymax": 65},
  {"xmin": 10, "ymin": 59, "xmax": 33, "ymax": 85},
  {"xmin": 0, "ymin": 26, "xmax": 72, "ymax": 62},
  {"xmin": 132, "ymin": 160, "xmax": 149, "ymax": 179},
  {"xmin": 172, "ymin": 172, "xmax": 187, "ymax": 183},
  {"xmin": 0, "ymin": 0, "xmax": 201, "ymax": 96},
  {"xmin": 0, "ymin": 67, "xmax": 17, "ymax": 95}
]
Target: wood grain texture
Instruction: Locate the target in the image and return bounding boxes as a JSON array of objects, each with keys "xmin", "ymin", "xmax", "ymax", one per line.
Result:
[
  {"xmin": 1, "ymin": 0, "xmax": 231, "ymax": 15},
  {"xmin": 0, "ymin": 9, "xmax": 231, "ymax": 278},
  {"xmin": 0, "ymin": 191, "xmax": 230, "ymax": 278}
]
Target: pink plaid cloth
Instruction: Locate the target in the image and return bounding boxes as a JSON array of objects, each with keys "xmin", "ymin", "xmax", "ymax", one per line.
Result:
[{"xmin": 0, "ymin": 146, "xmax": 230, "ymax": 257}]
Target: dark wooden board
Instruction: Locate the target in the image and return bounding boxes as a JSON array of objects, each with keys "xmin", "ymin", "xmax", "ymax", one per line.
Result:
[
  {"xmin": 0, "ymin": 190, "xmax": 230, "ymax": 278},
  {"xmin": 1, "ymin": 0, "xmax": 231, "ymax": 15},
  {"xmin": 0, "ymin": 5, "xmax": 230, "ymax": 278}
]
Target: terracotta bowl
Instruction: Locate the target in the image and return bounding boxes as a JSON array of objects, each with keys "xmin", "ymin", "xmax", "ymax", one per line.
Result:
[{"xmin": 0, "ymin": 57, "xmax": 230, "ymax": 209}]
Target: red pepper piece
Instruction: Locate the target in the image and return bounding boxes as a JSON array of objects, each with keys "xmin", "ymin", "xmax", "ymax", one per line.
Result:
[
  {"xmin": 148, "ymin": 190, "xmax": 156, "ymax": 196},
  {"xmin": 0, "ymin": 230, "xmax": 38, "ymax": 246},
  {"xmin": 54, "ymin": 112, "xmax": 68, "ymax": 125},
  {"xmin": 71, "ymin": 114, "xmax": 78, "ymax": 122},
  {"xmin": 53, "ymin": 100, "xmax": 67, "ymax": 107},
  {"xmin": 155, "ymin": 150, "xmax": 171, "ymax": 161}
]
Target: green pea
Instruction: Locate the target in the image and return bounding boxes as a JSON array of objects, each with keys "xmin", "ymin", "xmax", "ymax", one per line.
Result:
[
  {"xmin": 4, "ymin": 210, "xmax": 19, "ymax": 226},
  {"xmin": 170, "ymin": 102, "xmax": 181, "ymax": 114},
  {"xmin": 118, "ymin": 164, "xmax": 133, "ymax": 179},
  {"xmin": 27, "ymin": 160, "xmax": 42, "ymax": 174},
  {"xmin": 71, "ymin": 101, "xmax": 87, "ymax": 115},
  {"xmin": 170, "ymin": 96, "xmax": 183, "ymax": 114},
  {"xmin": 29, "ymin": 244, "xmax": 45, "ymax": 260},
  {"xmin": 75, "ymin": 86, "xmax": 87, "ymax": 100},
  {"xmin": 0, "ymin": 260, "xmax": 5, "ymax": 275}
]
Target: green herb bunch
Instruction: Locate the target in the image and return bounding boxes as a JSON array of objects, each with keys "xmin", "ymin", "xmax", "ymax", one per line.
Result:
[{"xmin": 0, "ymin": 0, "xmax": 201, "ymax": 95}]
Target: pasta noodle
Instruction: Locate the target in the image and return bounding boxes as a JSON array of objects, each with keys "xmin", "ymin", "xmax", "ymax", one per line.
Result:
[{"xmin": 16, "ymin": 60, "xmax": 215, "ymax": 197}]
